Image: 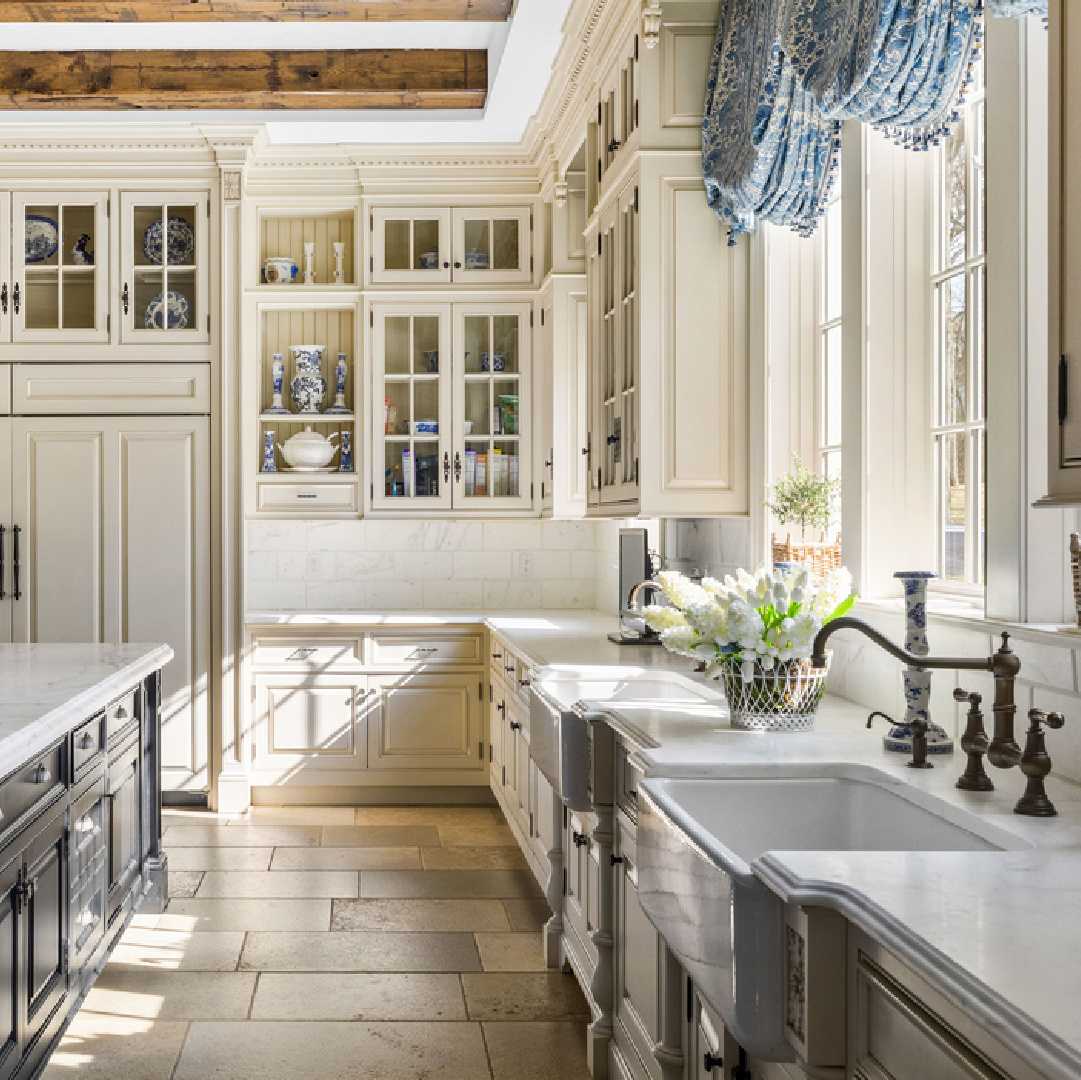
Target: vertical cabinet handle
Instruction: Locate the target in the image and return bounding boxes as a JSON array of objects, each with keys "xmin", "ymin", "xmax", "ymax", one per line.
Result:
[
  {"xmin": 0, "ymin": 284, "xmax": 6, "ymax": 315},
  {"xmin": 454, "ymin": 452, "xmax": 462, "ymax": 482},
  {"xmin": 443, "ymin": 452, "xmax": 451, "ymax": 483},
  {"xmin": 0, "ymin": 524, "xmax": 5, "ymax": 602},
  {"xmin": 12, "ymin": 525, "xmax": 20, "ymax": 602},
  {"xmin": 12, "ymin": 283, "xmax": 19, "ymax": 315},
  {"xmin": 122, "ymin": 283, "xmax": 129, "ymax": 315}
]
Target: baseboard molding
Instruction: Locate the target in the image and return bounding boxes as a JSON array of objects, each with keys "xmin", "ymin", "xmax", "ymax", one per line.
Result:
[{"xmin": 162, "ymin": 790, "xmax": 209, "ymax": 808}]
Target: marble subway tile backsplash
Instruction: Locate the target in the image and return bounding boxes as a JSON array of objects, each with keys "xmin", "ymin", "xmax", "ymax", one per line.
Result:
[{"xmin": 247, "ymin": 520, "xmax": 601, "ymax": 612}]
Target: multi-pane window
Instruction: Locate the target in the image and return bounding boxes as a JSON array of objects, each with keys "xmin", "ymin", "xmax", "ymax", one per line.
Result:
[
  {"xmin": 817, "ymin": 168, "xmax": 843, "ymax": 525},
  {"xmin": 932, "ymin": 60, "xmax": 986, "ymax": 585}
]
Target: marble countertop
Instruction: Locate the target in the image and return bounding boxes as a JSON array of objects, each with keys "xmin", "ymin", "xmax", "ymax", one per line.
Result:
[{"xmin": 0, "ymin": 643, "xmax": 174, "ymax": 770}]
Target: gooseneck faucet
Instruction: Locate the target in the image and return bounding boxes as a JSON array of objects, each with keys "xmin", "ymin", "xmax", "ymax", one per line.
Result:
[{"xmin": 810, "ymin": 618, "xmax": 1022, "ymax": 771}]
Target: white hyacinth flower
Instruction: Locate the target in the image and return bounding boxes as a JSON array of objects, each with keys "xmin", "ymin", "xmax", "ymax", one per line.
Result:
[{"xmin": 642, "ymin": 605, "xmax": 687, "ymax": 633}]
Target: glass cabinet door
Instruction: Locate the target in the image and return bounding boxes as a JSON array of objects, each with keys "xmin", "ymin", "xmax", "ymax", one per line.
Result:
[
  {"xmin": 371, "ymin": 208, "xmax": 451, "ymax": 285},
  {"xmin": 453, "ymin": 303, "xmax": 532, "ymax": 509},
  {"xmin": 451, "ymin": 207, "xmax": 532, "ymax": 284},
  {"xmin": 120, "ymin": 191, "xmax": 209, "ymax": 343},
  {"xmin": 371, "ymin": 304, "xmax": 453, "ymax": 510},
  {"xmin": 13, "ymin": 192, "xmax": 109, "ymax": 343}
]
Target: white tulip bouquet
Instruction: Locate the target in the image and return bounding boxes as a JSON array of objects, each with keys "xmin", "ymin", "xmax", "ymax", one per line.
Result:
[{"xmin": 642, "ymin": 564, "xmax": 856, "ymax": 730}]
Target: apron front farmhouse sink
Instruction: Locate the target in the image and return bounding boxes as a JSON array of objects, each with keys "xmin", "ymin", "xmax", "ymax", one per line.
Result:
[{"xmin": 637, "ymin": 770, "xmax": 1027, "ymax": 1061}]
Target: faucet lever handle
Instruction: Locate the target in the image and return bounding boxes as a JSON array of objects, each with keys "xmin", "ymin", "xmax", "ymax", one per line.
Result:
[
  {"xmin": 1015, "ymin": 709, "xmax": 1065, "ymax": 817},
  {"xmin": 955, "ymin": 687, "xmax": 994, "ymax": 793},
  {"xmin": 953, "ymin": 686, "xmax": 982, "ymax": 708}
]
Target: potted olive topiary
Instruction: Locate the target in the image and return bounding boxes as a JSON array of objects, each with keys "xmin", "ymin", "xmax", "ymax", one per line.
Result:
[{"xmin": 766, "ymin": 456, "xmax": 842, "ymax": 579}]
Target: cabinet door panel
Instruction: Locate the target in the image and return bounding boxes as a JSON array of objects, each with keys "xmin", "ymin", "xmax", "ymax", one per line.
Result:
[
  {"xmin": 368, "ymin": 673, "xmax": 483, "ymax": 773},
  {"xmin": 11, "ymin": 421, "xmax": 105, "ymax": 644},
  {"xmin": 69, "ymin": 777, "xmax": 107, "ymax": 976},
  {"xmin": 22, "ymin": 808, "xmax": 66, "ymax": 1041},
  {"xmin": 371, "ymin": 208, "xmax": 452, "ymax": 286},
  {"xmin": 107, "ymin": 740, "xmax": 141, "ymax": 927},
  {"xmin": 451, "ymin": 207, "xmax": 532, "ymax": 284},
  {"xmin": 0, "ymin": 857, "xmax": 18, "ymax": 1080}
]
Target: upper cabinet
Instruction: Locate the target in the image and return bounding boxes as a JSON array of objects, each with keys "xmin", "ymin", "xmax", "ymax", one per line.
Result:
[
  {"xmin": 120, "ymin": 191, "xmax": 210, "ymax": 343},
  {"xmin": 12, "ymin": 192, "xmax": 109, "ymax": 343},
  {"xmin": 369, "ymin": 205, "xmax": 533, "ymax": 287}
]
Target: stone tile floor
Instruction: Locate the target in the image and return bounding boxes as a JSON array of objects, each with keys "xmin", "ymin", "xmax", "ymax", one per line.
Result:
[{"xmin": 43, "ymin": 805, "xmax": 590, "ymax": 1080}]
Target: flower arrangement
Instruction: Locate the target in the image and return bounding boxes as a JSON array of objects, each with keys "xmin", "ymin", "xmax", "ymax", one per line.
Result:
[{"xmin": 643, "ymin": 564, "xmax": 856, "ymax": 730}]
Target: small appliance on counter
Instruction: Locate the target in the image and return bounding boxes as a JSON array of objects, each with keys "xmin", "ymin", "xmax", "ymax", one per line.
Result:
[{"xmin": 608, "ymin": 527, "xmax": 663, "ymax": 646}]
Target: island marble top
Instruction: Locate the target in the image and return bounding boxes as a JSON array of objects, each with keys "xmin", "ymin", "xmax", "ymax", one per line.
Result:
[{"xmin": 0, "ymin": 643, "xmax": 174, "ymax": 771}]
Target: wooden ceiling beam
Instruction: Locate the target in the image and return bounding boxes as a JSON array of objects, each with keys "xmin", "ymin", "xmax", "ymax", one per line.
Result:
[
  {"xmin": 0, "ymin": 48, "xmax": 488, "ymax": 109},
  {"xmin": 0, "ymin": 0, "xmax": 514, "ymax": 21}
]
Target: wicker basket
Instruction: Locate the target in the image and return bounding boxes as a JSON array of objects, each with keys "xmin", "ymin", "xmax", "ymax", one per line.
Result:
[
  {"xmin": 771, "ymin": 533, "xmax": 842, "ymax": 581},
  {"xmin": 718, "ymin": 656, "xmax": 829, "ymax": 732}
]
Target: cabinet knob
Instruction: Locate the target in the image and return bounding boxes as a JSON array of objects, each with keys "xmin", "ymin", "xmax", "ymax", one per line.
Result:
[
  {"xmin": 115, "ymin": 706, "xmax": 128, "ymax": 720},
  {"xmin": 78, "ymin": 732, "xmax": 96, "ymax": 750},
  {"xmin": 610, "ymin": 854, "xmax": 623, "ymax": 866},
  {"xmin": 31, "ymin": 764, "xmax": 50, "ymax": 785},
  {"xmin": 443, "ymin": 261, "xmax": 450, "ymax": 269},
  {"xmin": 496, "ymin": 701, "xmax": 506, "ymax": 713},
  {"xmin": 454, "ymin": 261, "xmax": 462, "ymax": 269},
  {"xmin": 703, "ymin": 1051, "xmax": 723, "ymax": 1073},
  {"xmin": 518, "ymin": 677, "xmax": 531, "ymax": 689},
  {"xmin": 510, "ymin": 721, "xmax": 522, "ymax": 731},
  {"xmin": 572, "ymin": 830, "xmax": 588, "ymax": 848}
]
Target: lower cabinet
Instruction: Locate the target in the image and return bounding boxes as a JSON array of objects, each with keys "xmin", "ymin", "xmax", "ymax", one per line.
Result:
[
  {"xmin": 106, "ymin": 737, "xmax": 142, "ymax": 932},
  {"xmin": 69, "ymin": 777, "xmax": 107, "ymax": 978}
]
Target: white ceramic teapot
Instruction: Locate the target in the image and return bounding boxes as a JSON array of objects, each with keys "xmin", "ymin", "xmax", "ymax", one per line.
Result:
[{"xmin": 278, "ymin": 426, "xmax": 339, "ymax": 470}]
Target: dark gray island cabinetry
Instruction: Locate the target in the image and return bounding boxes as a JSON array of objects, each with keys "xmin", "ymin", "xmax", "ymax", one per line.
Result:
[{"xmin": 0, "ymin": 644, "xmax": 172, "ymax": 1080}]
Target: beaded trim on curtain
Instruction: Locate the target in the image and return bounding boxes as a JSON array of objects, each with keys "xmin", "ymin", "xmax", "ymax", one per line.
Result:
[{"xmin": 702, "ymin": 0, "xmax": 1048, "ymax": 243}]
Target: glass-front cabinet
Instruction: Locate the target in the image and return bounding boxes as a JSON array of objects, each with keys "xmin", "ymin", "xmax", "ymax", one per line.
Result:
[
  {"xmin": 13, "ymin": 192, "xmax": 109, "ymax": 342},
  {"xmin": 120, "ymin": 191, "xmax": 210, "ymax": 343},
  {"xmin": 370, "ymin": 301, "xmax": 532, "ymax": 512},
  {"xmin": 370, "ymin": 206, "xmax": 532, "ymax": 286}
]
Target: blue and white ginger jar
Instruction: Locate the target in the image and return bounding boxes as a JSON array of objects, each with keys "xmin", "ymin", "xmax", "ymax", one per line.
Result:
[{"xmin": 289, "ymin": 345, "xmax": 327, "ymax": 414}]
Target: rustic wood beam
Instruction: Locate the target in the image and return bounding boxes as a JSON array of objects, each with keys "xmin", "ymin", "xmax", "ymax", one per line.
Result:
[
  {"xmin": 0, "ymin": 0, "xmax": 513, "ymax": 21},
  {"xmin": 0, "ymin": 49, "xmax": 488, "ymax": 109}
]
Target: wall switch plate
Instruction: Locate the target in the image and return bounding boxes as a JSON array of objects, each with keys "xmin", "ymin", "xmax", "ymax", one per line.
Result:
[
  {"xmin": 307, "ymin": 554, "xmax": 329, "ymax": 579},
  {"xmin": 518, "ymin": 553, "xmax": 534, "ymax": 577}
]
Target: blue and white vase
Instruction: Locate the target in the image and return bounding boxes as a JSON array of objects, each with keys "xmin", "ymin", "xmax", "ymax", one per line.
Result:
[
  {"xmin": 338, "ymin": 430, "xmax": 353, "ymax": 473},
  {"xmin": 289, "ymin": 345, "xmax": 327, "ymax": 414},
  {"xmin": 885, "ymin": 571, "xmax": 954, "ymax": 756},
  {"xmin": 324, "ymin": 353, "xmax": 351, "ymax": 415},
  {"xmin": 261, "ymin": 430, "xmax": 277, "ymax": 473},
  {"xmin": 264, "ymin": 353, "xmax": 291, "ymax": 415}
]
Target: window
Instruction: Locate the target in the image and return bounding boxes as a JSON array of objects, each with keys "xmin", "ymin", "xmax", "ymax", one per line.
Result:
[
  {"xmin": 817, "ymin": 167, "xmax": 843, "ymax": 526},
  {"xmin": 932, "ymin": 59, "xmax": 986, "ymax": 586}
]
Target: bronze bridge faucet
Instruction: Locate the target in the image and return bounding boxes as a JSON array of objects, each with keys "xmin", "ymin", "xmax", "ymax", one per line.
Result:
[{"xmin": 811, "ymin": 618, "xmax": 1066, "ymax": 817}]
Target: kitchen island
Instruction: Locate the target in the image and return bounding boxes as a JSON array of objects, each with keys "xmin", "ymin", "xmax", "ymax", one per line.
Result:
[{"xmin": 0, "ymin": 643, "xmax": 171, "ymax": 1080}]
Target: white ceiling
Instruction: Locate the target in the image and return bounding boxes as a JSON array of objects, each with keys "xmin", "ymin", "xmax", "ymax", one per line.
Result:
[{"xmin": 0, "ymin": 0, "xmax": 574, "ymax": 144}]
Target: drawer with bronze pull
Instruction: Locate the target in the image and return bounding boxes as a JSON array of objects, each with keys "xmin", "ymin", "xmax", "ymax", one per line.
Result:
[
  {"xmin": 72, "ymin": 715, "xmax": 105, "ymax": 776},
  {"xmin": 105, "ymin": 691, "xmax": 139, "ymax": 747},
  {"xmin": 0, "ymin": 741, "xmax": 65, "ymax": 838},
  {"xmin": 369, "ymin": 633, "xmax": 484, "ymax": 668}
]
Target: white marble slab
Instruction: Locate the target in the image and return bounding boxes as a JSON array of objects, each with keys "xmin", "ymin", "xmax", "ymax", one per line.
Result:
[{"xmin": 0, "ymin": 643, "xmax": 173, "ymax": 772}]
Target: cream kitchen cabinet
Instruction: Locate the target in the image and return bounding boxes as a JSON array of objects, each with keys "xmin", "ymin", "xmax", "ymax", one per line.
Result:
[
  {"xmin": 369, "ymin": 205, "xmax": 533, "ymax": 286},
  {"xmin": 370, "ymin": 301, "xmax": 533, "ymax": 514},
  {"xmin": 0, "ymin": 363, "xmax": 212, "ymax": 796}
]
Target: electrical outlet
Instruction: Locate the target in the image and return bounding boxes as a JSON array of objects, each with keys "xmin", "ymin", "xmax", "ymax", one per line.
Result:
[
  {"xmin": 518, "ymin": 553, "xmax": 534, "ymax": 578},
  {"xmin": 307, "ymin": 554, "xmax": 328, "ymax": 578}
]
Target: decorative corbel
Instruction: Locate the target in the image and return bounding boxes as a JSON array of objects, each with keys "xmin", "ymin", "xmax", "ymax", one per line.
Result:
[
  {"xmin": 643, "ymin": 1, "xmax": 662, "ymax": 48},
  {"xmin": 222, "ymin": 169, "xmax": 243, "ymax": 204},
  {"xmin": 555, "ymin": 179, "xmax": 569, "ymax": 209}
]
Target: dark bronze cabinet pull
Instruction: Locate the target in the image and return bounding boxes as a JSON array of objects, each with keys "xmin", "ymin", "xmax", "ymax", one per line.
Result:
[
  {"xmin": 0, "ymin": 524, "xmax": 5, "ymax": 601},
  {"xmin": 12, "ymin": 282, "xmax": 19, "ymax": 315},
  {"xmin": 443, "ymin": 452, "xmax": 451, "ymax": 483},
  {"xmin": 509, "ymin": 720, "xmax": 521, "ymax": 731},
  {"xmin": 1, "ymin": 284, "xmax": 7, "ymax": 315},
  {"xmin": 122, "ymin": 283, "xmax": 129, "ymax": 315},
  {"xmin": 12, "ymin": 524, "xmax": 20, "ymax": 601},
  {"xmin": 454, "ymin": 452, "xmax": 462, "ymax": 482}
]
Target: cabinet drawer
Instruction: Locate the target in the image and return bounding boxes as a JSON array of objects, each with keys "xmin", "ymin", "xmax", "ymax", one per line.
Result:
[
  {"xmin": 106, "ymin": 690, "xmax": 139, "ymax": 747},
  {"xmin": 257, "ymin": 480, "xmax": 358, "ymax": 513},
  {"xmin": 14, "ymin": 363, "xmax": 211, "ymax": 415},
  {"xmin": 0, "ymin": 742, "xmax": 64, "ymax": 837},
  {"xmin": 252, "ymin": 638, "xmax": 361, "ymax": 669},
  {"xmin": 490, "ymin": 638, "xmax": 509, "ymax": 684},
  {"xmin": 370, "ymin": 633, "xmax": 484, "ymax": 668},
  {"xmin": 72, "ymin": 714, "xmax": 105, "ymax": 776}
]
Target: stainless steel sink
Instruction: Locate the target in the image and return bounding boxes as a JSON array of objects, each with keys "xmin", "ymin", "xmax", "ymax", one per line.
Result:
[
  {"xmin": 636, "ymin": 769, "xmax": 1029, "ymax": 1061},
  {"xmin": 529, "ymin": 667, "xmax": 724, "ymax": 810}
]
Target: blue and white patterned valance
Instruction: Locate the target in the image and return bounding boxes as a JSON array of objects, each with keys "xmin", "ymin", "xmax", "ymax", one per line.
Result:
[{"xmin": 703, "ymin": 0, "xmax": 1048, "ymax": 242}]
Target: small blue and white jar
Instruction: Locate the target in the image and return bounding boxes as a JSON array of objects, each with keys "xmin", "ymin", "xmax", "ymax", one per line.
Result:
[
  {"xmin": 261, "ymin": 430, "xmax": 277, "ymax": 473},
  {"xmin": 264, "ymin": 353, "xmax": 290, "ymax": 415},
  {"xmin": 289, "ymin": 345, "xmax": 327, "ymax": 414},
  {"xmin": 338, "ymin": 430, "xmax": 354, "ymax": 473},
  {"xmin": 324, "ymin": 353, "xmax": 351, "ymax": 415}
]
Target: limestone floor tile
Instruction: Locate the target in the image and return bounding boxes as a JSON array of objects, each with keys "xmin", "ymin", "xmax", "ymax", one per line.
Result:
[
  {"xmin": 174, "ymin": 1021, "xmax": 491, "ymax": 1080},
  {"xmin": 167, "ymin": 871, "xmax": 204, "ymax": 898},
  {"xmin": 85, "ymin": 969, "xmax": 257, "ymax": 1020},
  {"xmin": 154, "ymin": 898, "xmax": 332, "ymax": 933},
  {"xmin": 361, "ymin": 869, "xmax": 542, "ymax": 899},
  {"xmin": 421, "ymin": 845, "xmax": 528, "ymax": 870},
  {"xmin": 331, "ymin": 898, "xmax": 511, "ymax": 933},
  {"xmin": 475, "ymin": 933, "xmax": 549, "ymax": 972},
  {"xmin": 438, "ymin": 825, "xmax": 519, "ymax": 847},
  {"xmin": 250, "ymin": 972, "xmax": 467, "ymax": 1021},
  {"xmin": 462, "ymin": 973, "xmax": 590, "ymax": 1021},
  {"xmin": 109, "ymin": 928, "xmax": 245, "ymax": 972},
  {"xmin": 483, "ymin": 1021, "xmax": 591, "ymax": 1080},
  {"xmin": 41, "ymin": 1013, "xmax": 189, "ymax": 1080},
  {"xmin": 240, "ymin": 930, "xmax": 482, "ymax": 972},
  {"xmin": 270, "ymin": 846, "xmax": 421, "ymax": 871},
  {"xmin": 354, "ymin": 805, "xmax": 502, "ymax": 826},
  {"xmin": 165, "ymin": 847, "xmax": 272, "ymax": 872},
  {"xmin": 502, "ymin": 897, "xmax": 554, "ymax": 933},
  {"xmin": 320, "ymin": 824, "xmax": 441, "ymax": 847},
  {"xmin": 244, "ymin": 805, "xmax": 356, "ymax": 826},
  {"xmin": 196, "ymin": 870, "xmax": 358, "ymax": 899},
  {"xmin": 162, "ymin": 824, "xmax": 321, "ymax": 848}
]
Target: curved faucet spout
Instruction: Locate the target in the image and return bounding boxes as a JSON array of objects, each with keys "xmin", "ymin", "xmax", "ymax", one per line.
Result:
[{"xmin": 810, "ymin": 617, "xmax": 994, "ymax": 674}]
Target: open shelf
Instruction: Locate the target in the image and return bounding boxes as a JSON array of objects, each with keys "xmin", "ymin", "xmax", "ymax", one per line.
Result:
[{"xmin": 259, "ymin": 211, "xmax": 356, "ymax": 287}]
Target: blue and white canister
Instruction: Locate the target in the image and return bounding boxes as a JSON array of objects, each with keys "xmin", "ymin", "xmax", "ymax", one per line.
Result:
[
  {"xmin": 339, "ymin": 430, "xmax": 354, "ymax": 473},
  {"xmin": 261, "ymin": 430, "xmax": 277, "ymax": 473}
]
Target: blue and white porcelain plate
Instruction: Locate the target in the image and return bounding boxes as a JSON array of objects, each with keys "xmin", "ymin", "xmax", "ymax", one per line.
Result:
[
  {"xmin": 143, "ymin": 216, "xmax": 196, "ymax": 266},
  {"xmin": 25, "ymin": 215, "xmax": 59, "ymax": 264},
  {"xmin": 144, "ymin": 291, "xmax": 190, "ymax": 331}
]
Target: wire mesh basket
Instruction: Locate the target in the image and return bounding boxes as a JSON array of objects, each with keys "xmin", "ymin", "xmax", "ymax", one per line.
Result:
[{"xmin": 718, "ymin": 655, "xmax": 830, "ymax": 732}]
